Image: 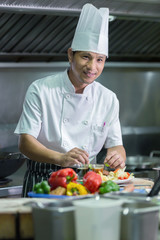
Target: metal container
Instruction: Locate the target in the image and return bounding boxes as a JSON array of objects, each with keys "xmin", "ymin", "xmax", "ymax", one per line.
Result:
[
  {"xmin": 32, "ymin": 201, "xmax": 76, "ymax": 240},
  {"xmin": 73, "ymin": 198, "xmax": 123, "ymax": 240},
  {"xmin": 120, "ymin": 201, "xmax": 160, "ymax": 240}
]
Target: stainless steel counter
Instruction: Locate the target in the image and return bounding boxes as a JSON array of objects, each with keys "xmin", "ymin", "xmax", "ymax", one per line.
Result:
[{"xmin": 0, "ymin": 185, "xmax": 22, "ymax": 198}]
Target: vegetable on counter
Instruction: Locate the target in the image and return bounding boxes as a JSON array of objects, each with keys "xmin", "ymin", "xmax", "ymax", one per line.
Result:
[
  {"xmin": 66, "ymin": 182, "xmax": 88, "ymax": 196},
  {"xmin": 31, "ymin": 168, "xmax": 124, "ymax": 197},
  {"xmin": 33, "ymin": 180, "xmax": 51, "ymax": 194},
  {"xmin": 99, "ymin": 180, "xmax": 120, "ymax": 194},
  {"xmin": 49, "ymin": 168, "xmax": 78, "ymax": 190},
  {"xmin": 83, "ymin": 171, "xmax": 102, "ymax": 193}
]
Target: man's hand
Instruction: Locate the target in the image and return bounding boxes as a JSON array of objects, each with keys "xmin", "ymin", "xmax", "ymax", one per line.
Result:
[
  {"xmin": 59, "ymin": 147, "xmax": 89, "ymax": 167},
  {"xmin": 104, "ymin": 146, "xmax": 126, "ymax": 169}
]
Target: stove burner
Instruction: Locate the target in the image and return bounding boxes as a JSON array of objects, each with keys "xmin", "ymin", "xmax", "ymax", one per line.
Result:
[{"xmin": 0, "ymin": 178, "xmax": 12, "ymax": 187}]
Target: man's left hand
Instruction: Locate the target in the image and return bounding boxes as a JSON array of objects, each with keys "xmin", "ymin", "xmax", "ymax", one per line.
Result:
[{"xmin": 104, "ymin": 146, "xmax": 126, "ymax": 169}]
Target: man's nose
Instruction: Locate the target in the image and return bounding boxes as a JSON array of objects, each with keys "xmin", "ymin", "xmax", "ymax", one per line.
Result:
[{"xmin": 87, "ymin": 60, "xmax": 96, "ymax": 70}]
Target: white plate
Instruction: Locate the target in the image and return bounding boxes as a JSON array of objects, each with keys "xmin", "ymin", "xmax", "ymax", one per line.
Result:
[{"xmin": 113, "ymin": 176, "xmax": 134, "ymax": 184}]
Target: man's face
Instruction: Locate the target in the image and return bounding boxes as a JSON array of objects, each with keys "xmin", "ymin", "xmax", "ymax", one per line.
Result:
[{"xmin": 68, "ymin": 49, "xmax": 106, "ymax": 93}]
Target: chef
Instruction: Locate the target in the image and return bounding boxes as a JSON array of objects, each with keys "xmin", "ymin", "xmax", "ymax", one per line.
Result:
[{"xmin": 15, "ymin": 3, "xmax": 126, "ymax": 197}]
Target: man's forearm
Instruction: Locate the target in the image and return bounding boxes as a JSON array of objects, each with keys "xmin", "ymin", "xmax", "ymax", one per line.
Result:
[
  {"xmin": 18, "ymin": 134, "xmax": 89, "ymax": 167},
  {"xmin": 18, "ymin": 134, "xmax": 61, "ymax": 165}
]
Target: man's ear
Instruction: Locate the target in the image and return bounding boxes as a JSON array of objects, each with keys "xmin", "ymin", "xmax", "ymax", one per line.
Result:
[{"xmin": 67, "ymin": 48, "xmax": 73, "ymax": 63}]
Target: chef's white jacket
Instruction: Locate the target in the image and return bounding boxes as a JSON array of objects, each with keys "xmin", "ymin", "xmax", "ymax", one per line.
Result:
[{"xmin": 15, "ymin": 69, "xmax": 123, "ymax": 162}]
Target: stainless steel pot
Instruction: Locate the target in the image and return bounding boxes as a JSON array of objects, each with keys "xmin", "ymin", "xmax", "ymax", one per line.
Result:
[{"xmin": 120, "ymin": 201, "xmax": 160, "ymax": 240}]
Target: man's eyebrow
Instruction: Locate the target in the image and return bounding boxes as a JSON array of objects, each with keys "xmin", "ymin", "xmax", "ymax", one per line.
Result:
[
  {"xmin": 97, "ymin": 55, "xmax": 106, "ymax": 59},
  {"xmin": 81, "ymin": 52, "xmax": 106, "ymax": 59}
]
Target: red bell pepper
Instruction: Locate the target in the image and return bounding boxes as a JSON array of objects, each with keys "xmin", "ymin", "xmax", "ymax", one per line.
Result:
[
  {"xmin": 83, "ymin": 171, "xmax": 102, "ymax": 193},
  {"xmin": 49, "ymin": 168, "xmax": 77, "ymax": 190}
]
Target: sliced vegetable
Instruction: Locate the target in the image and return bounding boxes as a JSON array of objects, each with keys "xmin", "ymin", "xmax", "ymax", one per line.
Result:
[
  {"xmin": 50, "ymin": 186, "xmax": 66, "ymax": 195},
  {"xmin": 104, "ymin": 163, "xmax": 110, "ymax": 167},
  {"xmin": 114, "ymin": 168, "xmax": 130, "ymax": 180}
]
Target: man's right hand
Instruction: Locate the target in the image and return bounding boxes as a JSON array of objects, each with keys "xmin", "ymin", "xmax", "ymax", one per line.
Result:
[
  {"xmin": 18, "ymin": 134, "xmax": 89, "ymax": 167},
  {"xmin": 59, "ymin": 147, "xmax": 89, "ymax": 167}
]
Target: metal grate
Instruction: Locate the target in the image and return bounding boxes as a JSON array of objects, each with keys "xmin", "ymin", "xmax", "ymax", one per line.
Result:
[{"xmin": 0, "ymin": 1, "xmax": 160, "ymax": 62}]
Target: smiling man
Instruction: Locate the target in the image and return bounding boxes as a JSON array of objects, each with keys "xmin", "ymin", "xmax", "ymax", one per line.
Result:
[
  {"xmin": 68, "ymin": 50, "xmax": 106, "ymax": 93},
  {"xmin": 14, "ymin": 3, "xmax": 126, "ymax": 197}
]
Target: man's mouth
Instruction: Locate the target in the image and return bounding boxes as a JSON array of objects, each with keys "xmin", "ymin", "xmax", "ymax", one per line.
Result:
[{"xmin": 84, "ymin": 71, "xmax": 96, "ymax": 78}]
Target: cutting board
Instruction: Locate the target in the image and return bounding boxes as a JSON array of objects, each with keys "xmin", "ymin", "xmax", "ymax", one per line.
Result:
[{"xmin": 131, "ymin": 177, "xmax": 154, "ymax": 189}]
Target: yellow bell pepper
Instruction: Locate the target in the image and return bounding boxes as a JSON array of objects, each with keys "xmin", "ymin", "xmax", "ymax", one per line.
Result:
[{"xmin": 66, "ymin": 182, "xmax": 88, "ymax": 196}]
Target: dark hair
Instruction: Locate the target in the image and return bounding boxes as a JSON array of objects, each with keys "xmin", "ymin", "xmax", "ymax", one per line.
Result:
[{"xmin": 72, "ymin": 51, "xmax": 76, "ymax": 55}]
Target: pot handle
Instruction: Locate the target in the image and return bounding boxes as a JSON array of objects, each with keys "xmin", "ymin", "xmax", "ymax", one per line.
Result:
[{"xmin": 150, "ymin": 150, "xmax": 160, "ymax": 158}]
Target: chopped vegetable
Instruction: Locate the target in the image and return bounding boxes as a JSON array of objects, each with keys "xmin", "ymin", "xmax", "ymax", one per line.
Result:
[
  {"xmin": 50, "ymin": 186, "xmax": 66, "ymax": 195},
  {"xmin": 99, "ymin": 167, "xmax": 133, "ymax": 181},
  {"xmin": 113, "ymin": 168, "xmax": 130, "ymax": 180},
  {"xmin": 104, "ymin": 163, "xmax": 110, "ymax": 167},
  {"xmin": 66, "ymin": 182, "xmax": 88, "ymax": 196},
  {"xmin": 83, "ymin": 171, "xmax": 102, "ymax": 193},
  {"xmin": 49, "ymin": 168, "xmax": 78, "ymax": 190}
]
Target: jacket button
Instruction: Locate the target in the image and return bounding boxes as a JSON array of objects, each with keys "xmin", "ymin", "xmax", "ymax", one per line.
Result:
[
  {"xmin": 66, "ymin": 94, "xmax": 70, "ymax": 99},
  {"xmin": 82, "ymin": 145, "xmax": 87, "ymax": 150},
  {"xmin": 63, "ymin": 118, "xmax": 69, "ymax": 123},
  {"xmin": 63, "ymin": 141, "xmax": 68, "ymax": 147},
  {"xmin": 84, "ymin": 120, "xmax": 88, "ymax": 125}
]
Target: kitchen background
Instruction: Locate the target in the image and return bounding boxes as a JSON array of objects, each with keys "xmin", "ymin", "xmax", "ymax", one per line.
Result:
[{"xmin": 0, "ymin": 0, "xmax": 160, "ymax": 159}]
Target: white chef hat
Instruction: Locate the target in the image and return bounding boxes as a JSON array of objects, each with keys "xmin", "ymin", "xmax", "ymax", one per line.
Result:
[{"xmin": 71, "ymin": 3, "xmax": 109, "ymax": 57}]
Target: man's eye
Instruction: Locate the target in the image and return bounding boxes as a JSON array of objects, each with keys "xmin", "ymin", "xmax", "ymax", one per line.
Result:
[
  {"xmin": 98, "ymin": 58, "xmax": 105, "ymax": 63},
  {"xmin": 83, "ymin": 56, "xmax": 89, "ymax": 59}
]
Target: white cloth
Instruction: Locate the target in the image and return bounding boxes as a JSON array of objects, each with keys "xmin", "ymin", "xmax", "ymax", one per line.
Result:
[
  {"xmin": 14, "ymin": 70, "xmax": 122, "ymax": 162},
  {"xmin": 71, "ymin": 3, "xmax": 109, "ymax": 57}
]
